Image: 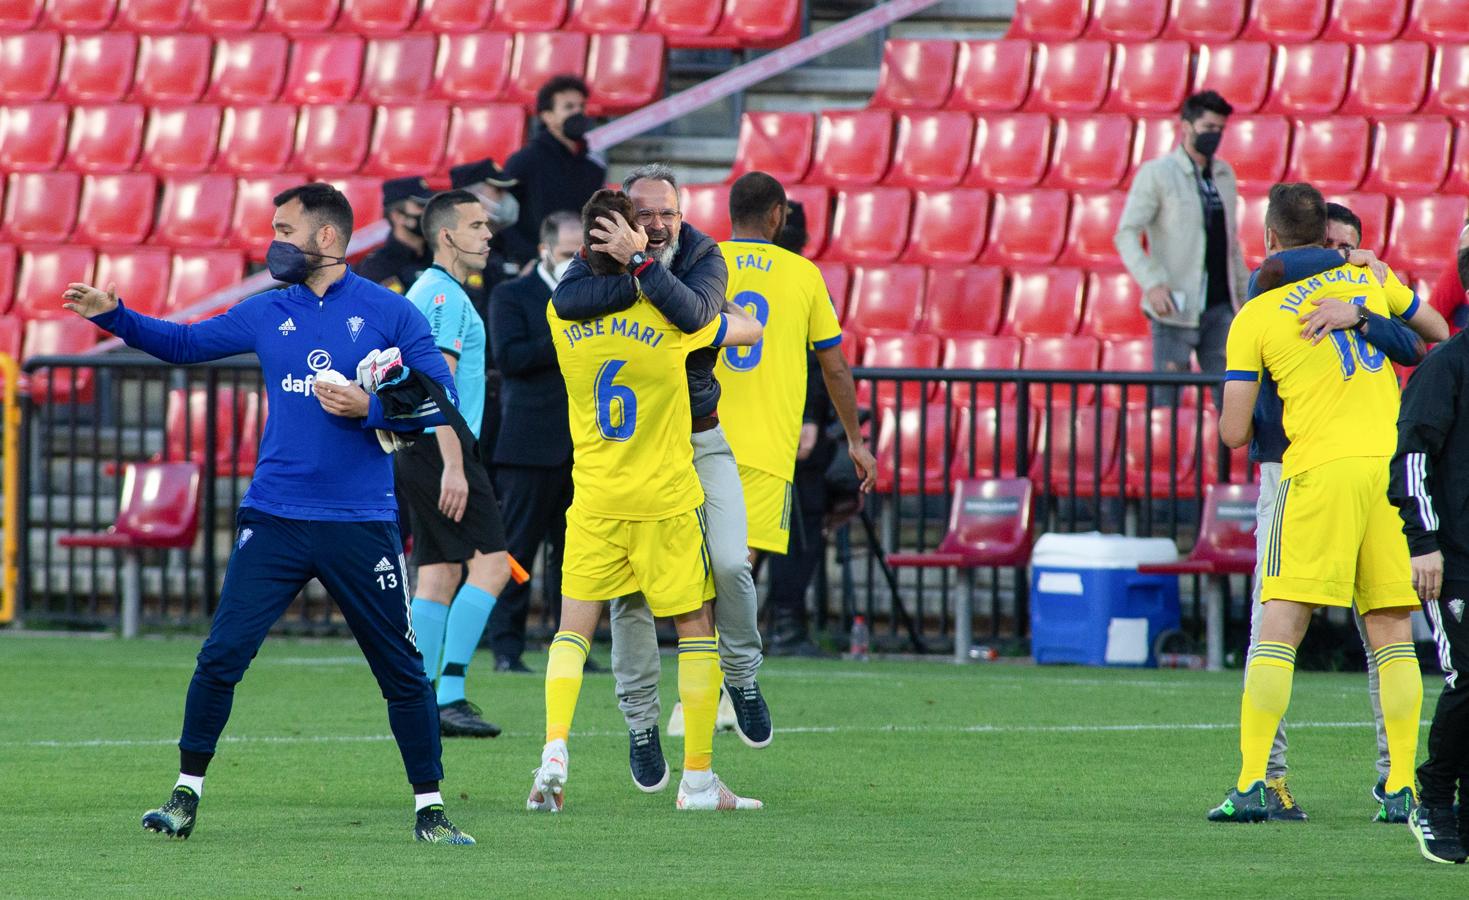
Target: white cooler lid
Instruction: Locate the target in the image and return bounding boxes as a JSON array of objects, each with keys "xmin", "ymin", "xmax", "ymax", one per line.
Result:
[{"xmin": 1031, "ymin": 531, "xmax": 1179, "ymax": 570}]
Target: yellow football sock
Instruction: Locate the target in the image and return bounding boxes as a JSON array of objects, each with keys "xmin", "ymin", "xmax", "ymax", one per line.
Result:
[
  {"xmin": 1238, "ymin": 641, "xmax": 1296, "ymax": 793},
  {"xmin": 1374, "ymin": 642, "xmax": 1423, "ymax": 795},
  {"xmin": 677, "ymin": 636, "xmax": 721, "ymax": 771},
  {"xmin": 544, "ymin": 631, "xmax": 590, "ymax": 743}
]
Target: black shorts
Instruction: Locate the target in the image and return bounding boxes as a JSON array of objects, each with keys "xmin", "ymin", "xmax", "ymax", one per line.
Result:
[{"xmin": 394, "ymin": 436, "xmax": 507, "ymax": 566}]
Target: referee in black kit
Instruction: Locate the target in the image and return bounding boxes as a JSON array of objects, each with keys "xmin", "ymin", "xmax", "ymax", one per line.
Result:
[{"xmin": 1389, "ymin": 251, "xmax": 1469, "ymax": 865}]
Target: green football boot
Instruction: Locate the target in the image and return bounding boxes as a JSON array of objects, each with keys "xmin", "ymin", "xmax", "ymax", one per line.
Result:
[{"xmin": 1208, "ymin": 781, "xmax": 1270, "ymax": 823}]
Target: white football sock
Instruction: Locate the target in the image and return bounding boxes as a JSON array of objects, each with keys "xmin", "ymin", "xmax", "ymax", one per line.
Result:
[
  {"xmin": 175, "ymin": 773, "xmax": 204, "ymax": 797},
  {"xmin": 414, "ymin": 791, "xmax": 444, "ymax": 812}
]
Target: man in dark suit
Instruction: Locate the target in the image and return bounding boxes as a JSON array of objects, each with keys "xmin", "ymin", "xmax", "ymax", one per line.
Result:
[{"xmin": 484, "ymin": 210, "xmax": 583, "ymax": 672}]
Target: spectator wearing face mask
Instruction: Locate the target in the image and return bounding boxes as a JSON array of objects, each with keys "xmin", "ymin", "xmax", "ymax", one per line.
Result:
[
  {"xmin": 483, "ymin": 211, "xmax": 583, "ymax": 673},
  {"xmin": 356, "ymin": 176, "xmax": 433, "ymax": 294},
  {"xmin": 448, "ymin": 158, "xmax": 524, "ymax": 323},
  {"xmin": 500, "ymin": 76, "xmax": 606, "ymax": 268}
]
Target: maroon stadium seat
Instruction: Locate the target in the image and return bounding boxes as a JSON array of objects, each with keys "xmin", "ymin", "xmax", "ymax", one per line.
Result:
[
  {"xmin": 96, "ymin": 249, "xmax": 171, "ymax": 317},
  {"xmin": 74, "ymin": 173, "xmax": 157, "ymax": 246},
  {"xmin": 1239, "ymin": 0, "xmax": 1327, "ymax": 42},
  {"xmin": 1032, "ymin": 405, "xmax": 1121, "ymax": 495},
  {"xmin": 814, "ymin": 261, "xmax": 849, "ymax": 319},
  {"xmin": 1263, "ymin": 44, "xmax": 1349, "ymax": 114},
  {"xmin": 729, "ymin": 112, "xmax": 813, "ymax": 184},
  {"xmin": 415, "ymin": 0, "xmax": 492, "ymax": 32},
  {"xmin": 808, "ymin": 109, "xmax": 894, "ymax": 187},
  {"xmin": 886, "ymin": 111, "xmax": 974, "ymax": 189},
  {"xmin": 586, "ymin": 34, "xmax": 665, "ymax": 115},
  {"xmin": 962, "ymin": 112, "xmax": 1051, "ymax": 189},
  {"xmin": 1321, "ymin": 0, "xmax": 1408, "ymax": 42},
  {"xmin": 0, "ymin": 103, "xmax": 69, "ymax": 172},
  {"xmin": 293, "ymin": 104, "xmax": 372, "ymax": 176},
  {"xmin": 679, "ymin": 183, "xmax": 731, "ymax": 243},
  {"xmin": 116, "ymin": 0, "xmax": 190, "ymax": 31},
  {"xmin": 785, "ymin": 184, "xmax": 830, "ymax": 257},
  {"xmin": 846, "ymin": 264, "xmax": 926, "ymax": 341},
  {"xmin": 1082, "ymin": 270, "xmax": 1147, "ymax": 340},
  {"xmin": 1424, "ymin": 45, "xmax": 1469, "ymax": 117},
  {"xmin": 207, "ymin": 35, "xmax": 289, "ymax": 103},
  {"xmin": 1060, "ymin": 191, "xmax": 1126, "ymax": 268},
  {"xmin": 943, "ymin": 335, "xmax": 1022, "ymax": 406},
  {"xmin": 364, "ymin": 104, "xmax": 449, "ymax": 177},
  {"xmin": 23, "ymin": 318, "xmax": 102, "ymax": 403},
  {"xmin": 142, "ymin": 105, "xmax": 221, "ymax": 174},
  {"xmin": 42, "ymin": 0, "xmax": 117, "ymax": 31},
  {"xmin": 901, "ymin": 188, "xmax": 989, "ymax": 266},
  {"xmin": 871, "ymin": 39, "xmax": 957, "ymax": 110},
  {"xmin": 14, "ymin": 246, "xmax": 96, "ymax": 321},
  {"xmin": 568, "ymin": 0, "xmax": 648, "ymax": 32},
  {"xmin": 1043, "ymin": 114, "xmax": 1131, "ymax": 190},
  {"xmin": 1387, "ymin": 196, "xmax": 1469, "ymax": 273},
  {"xmin": 1086, "ymin": 0, "xmax": 1166, "ymax": 41},
  {"xmin": 948, "ymin": 39, "xmax": 1033, "ymax": 113},
  {"xmin": 1097, "ymin": 336, "xmax": 1154, "ymax": 408},
  {"xmin": 950, "ymin": 411, "xmax": 1033, "ymax": 480},
  {"xmin": 824, "ymin": 187, "xmax": 911, "ymax": 264},
  {"xmin": 1021, "ymin": 334, "xmax": 1100, "ymax": 405},
  {"xmin": 327, "ymin": 176, "xmax": 380, "ymax": 231},
  {"xmin": 923, "ymin": 268, "xmax": 1004, "ymax": 336},
  {"xmin": 862, "ymin": 334, "xmax": 942, "ymax": 412},
  {"xmin": 1218, "ymin": 115, "xmax": 1290, "ymax": 191},
  {"xmin": 0, "ymin": 0, "xmax": 43, "ymax": 32},
  {"xmin": 1007, "ymin": 0, "xmax": 1087, "ymax": 41},
  {"xmin": 217, "ymin": 104, "xmax": 296, "ymax": 173},
  {"xmin": 1402, "ymin": 0, "xmax": 1469, "ymax": 43},
  {"xmin": 66, "ymin": 104, "xmax": 145, "ymax": 173},
  {"xmin": 57, "ymin": 34, "xmax": 136, "ymax": 103},
  {"xmin": 885, "ymin": 477, "xmax": 1037, "ymax": 590},
  {"xmin": 166, "ymin": 250, "xmax": 245, "ymax": 315},
  {"xmin": 1341, "ymin": 43, "xmax": 1430, "ymax": 116},
  {"xmin": 359, "ymin": 36, "xmax": 436, "ymax": 105},
  {"xmin": 1191, "ymin": 42, "xmax": 1271, "ymax": 114},
  {"xmin": 980, "ymin": 189, "xmax": 1068, "ymax": 266},
  {"xmin": 340, "ymin": 0, "xmax": 417, "ymax": 34},
  {"xmin": 873, "ymin": 405, "xmax": 953, "ymax": 496},
  {"xmin": 646, "ymin": 0, "xmax": 719, "ymax": 43},
  {"xmin": 1326, "ymin": 192, "xmax": 1389, "ymax": 255},
  {"xmin": 1443, "ymin": 123, "xmax": 1469, "ymax": 196},
  {"xmin": 1285, "ymin": 116, "xmax": 1368, "ymax": 194},
  {"xmin": 1103, "ymin": 40, "xmax": 1188, "ymax": 114},
  {"xmin": 1127, "ymin": 116, "xmax": 1177, "ymax": 184},
  {"xmin": 2, "ymin": 172, "xmax": 79, "ymax": 244},
  {"xmin": 1002, "ymin": 268, "xmax": 1084, "ymax": 337},
  {"xmin": 1160, "ymin": 0, "xmax": 1245, "ymax": 42},
  {"xmin": 190, "ymin": 0, "xmax": 263, "ymax": 32},
  {"xmin": 1361, "ymin": 117, "xmax": 1452, "ymax": 196},
  {"xmin": 432, "ymin": 32, "xmax": 512, "ymax": 102},
  {"xmin": 283, "ymin": 36, "xmax": 363, "ymax": 105},
  {"xmin": 495, "ymin": 0, "xmax": 569, "ymax": 31},
  {"xmin": 132, "ymin": 35, "xmax": 211, "ymax": 104},
  {"xmin": 442, "ymin": 105, "xmax": 525, "ymax": 172},
  {"xmin": 505, "ymin": 32, "xmax": 588, "ymax": 108},
  {"xmin": 262, "ymin": 0, "xmax": 340, "ymax": 32},
  {"xmin": 0, "ymin": 32, "xmax": 62, "ymax": 102},
  {"xmin": 1235, "ymin": 193, "xmax": 1269, "ymax": 268},
  {"xmin": 1024, "ymin": 42, "xmax": 1111, "ymax": 113},
  {"xmin": 230, "ymin": 175, "xmax": 304, "ymax": 261}
]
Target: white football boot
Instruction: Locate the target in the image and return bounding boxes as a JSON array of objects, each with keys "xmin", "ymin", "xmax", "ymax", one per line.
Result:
[
  {"xmin": 526, "ymin": 739, "xmax": 568, "ymax": 812},
  {"xmin": 675, "ymin": 771, "xmax": 763, "ymax": 811}
]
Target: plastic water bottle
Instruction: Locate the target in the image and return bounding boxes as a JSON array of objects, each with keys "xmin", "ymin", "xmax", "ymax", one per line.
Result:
[
  {"xmin": 849, "ymin": 615, "xmax": 870, "ymax": 661},
  {"xmin": 969, "ymin": 645, "xmax": 999, "ymax": 661}
]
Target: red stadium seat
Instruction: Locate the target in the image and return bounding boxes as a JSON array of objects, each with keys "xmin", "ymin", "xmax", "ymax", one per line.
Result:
[
  {"xmin": 217, "ymin": 104, "xmax": 296, "ymax": 174},
  {"xmin": 824, "ymin": 187, "xmax": 912, "ymax": 264},
  {"xmin": 1086, "ymin": 0, "xmax": 1166, "ymax": 41},
  {"xmin": 326, "ymin": 175, "xmax": 380, "ymax": 231},
  {"xmin": 0, "ymin": 317, "xmax": 19, "ymax": 371},
  {"xmin": 57, "ymin": 34, "xmax": 136, "ymax": 103},
  {"xmin": 1361, "ymin": 117, "xmax": 1452, "ymax": 196},
  {"xmin": 846, "ymin": 264, "xmax": 926, "ymax": 341},
  {"xmin": 433, "ymin": 32, "xmax": 512, "ymax": 102},
  {"xmin": 66, "ymin": 104, "xmax": 144, "ymax": 173},
  {"xmin": 1191, "ymin": 42, "xmax": 1271, "ymax": 115},
  {"xmin": 872, "ymin": 39, "xmax": 956, "ymax": 110},
  {"xmin": 1326, "ymin": 192, "xmax": 1389, "ymax": 255},
  {"xmin": 1239, "ymin": 0, "xmax": 1327, "ymax": 42},
  {"xmin": 1082, "ymin": 270, "xmax": 1147, "ymax": 340},
  {"xmin": 443, "ymin": 105, "xmax": 525, "ymax": 172},
  {"xmin": 0, "ymin": 0, "xmax": 43, "ymax": 32},
  {"xmin": 1128, "ymin": 116, "xmax": 1178, "ymax": 184},
  {"xmin": 0, "ymin": 103, "xmax": 69, "ymax": 172},
  {"xmin": 1342, "ymin": 43, "xmax": 1430, "ymax": 116},
  {"xmin": 117, "ymin": 0, "xmax": 190, "ymax": 31},
  {"xmin": 814, "ymin": 261, "xmax": 849, "ymax": 320},
  {"xmin": 494, "ymin": 0, "xmax": 569, "ymax": 30},
  {"xmin": 923, "ymin": 267, "xmax": 1004, "ymax": 336},
  {"xmin": 359, "ymin": 36, "xmax": 435, "ymax": 105},
  {"xmin": 1402, "ymin": 0, "xmax": 1469, "ymax": 43},
  {"xmin": 1108, "ymin": 406, "xmax": 1205, "ymax": 498},
  {"xmin": 505, "ymin": 32, "xmax": 588, "ymax": 108},
  {"xmin": 1032, "ymin": 405, "xmax": 1120, "ymax": 495},
  {"xmin": 1060, "ymin": 191, "xmax": 1126, "ymax": 268},
  {"xmin": 1007, "ymin": 0, "xmax": 1087, "ymax": 41},
  {"xmin": 142, "ymin": 105, "xmax": 221, "ymax": 174},
  {"xmin": 340, "ymin": 0, "xmax": 416, "ymax": 33},
  {"xmin": 1218, "ymin": 115, "xmax": 1290, "ymax": 191},
  {"xmin": 1322, "ymin": 0, "xmax": 1408, "ymax": 42},
  {"xmin": 416, "ymin": 0, "xmax": 492, "ymax": 32},
  {"xmin": 132, "ymin": 35, "xmax": 211, "ymax": 104},
  {"xmin": 2, "ymin": 173, "xmax": 80, "ymax": 244},
  {"xmin": 162, "ymin": 177, "xmax": 243, "ymax": 251},
  {"xmin": 166, "ymin": 250, "xmax": 245, "ymax": 315},
  {"xmin": 679, "ymin": 183, "xmax": 731, "ymax": 243},
  {"xmin": 885, "ymin": 111, "xmax": 974, "ymax": 189},
  {"xmin": 874, "ymin": 405, "xmax": 953, "ymax": 496},
  {"xmin": 943, "ymin": 334, "xmax": 1022, "ymax": 406},
  {"xmin": 95, "ymin": 249, "xmax": 170, "ymax": 317},
  {"xmin": 231, "ymin": 175, "xmax": 304, "ymax": 261},
  {"xmin": 885, "ymin": 478, "xmax": 1038, "ymax": 587},
  {"xmin": 1021, "ymin": 335, "xmax": 1101, "ymax": 406},
  {"xmin": 1160, "ymin": 0, "xmax": 1245, "ymax": 42},
  {"xmin": 646, "ymin": 0, "xmax": 719, "ymax": 43},
  {"xmin": 1103, "ymin": 40, "xmax": 1188, "ymax": 114},
  {"xmin": 1263, "ymin": 44, "xmax": 1349, "ymax": 114},
  {"xmin": 1044, "ymin": 114, "xmax": 1132, "ymax": 190},
  {"xmin": 364, "ymin": 105, "xmax": 448, "ymax": 177},
  {"xmin": 0, "ymin": 245, "xmax": 15, "ymax": 315},
  {"xmin": 190, "ymin": 0, "xmax": 263, "ymax": 31},
  {"xmin": 1235, "ymin": 193, "xmax": 1269, "ymax": 268},
  {"xmin": 729, "ymin": 112, "xmax": 813, "ymax": 184},
  {"xmin": 951, "ymin": 408, "xmax": 1032, "ymax": 479},
  {"xmin": 160, "ymin": 388, "xmax": 261, "ymax": 475},
  {"xmin": 704, "ymin": 0, "xmax": 800, "ymax": 49},
  {"xmin": 283, "ymin": 37, "xmax": 363, "ymax": 105},
  {"xmin": 0, "ymin": 32, "xmax": 61, "ymax": 102},
  {"xmin": 42, "ymin": 0, "xmax": 117, "ymax": 30},
  {"xmin": 1444, "ymin": 123, "xmax": 1469, "ymax": 196},
  {"xmin": 23, "ymin": 318, "xmax": 101, "ymax": 403},
  {"xmin": 1285, "ymin": 116, "xmax": 1368, "ymax": 194},
  {"xmin": 15, "ymin": 246, "xmax": 96, "ymax": 321},
  {"xmin": 808, "ymin": 110, "xmax": 894, "ymax": 187},
  {"xmin": 948, "ymin": 39, "xmax": 1033, "ymax": 113},
  {"xmin": 1425, "ymin": 45, "xmax": 1469, "ymax": 117},
  {"xmin": 785, "ymin": 184, "xmax": 830, "ymax": 257},
  {"xmin": 1098, "ymin": 336, "xmax": 1154, "ymax": 407},
  {"xmin": 568, "ymin": 0, "xmax": 647, "ymax": 32},
  {"xmin": 980, "ymin": 189, "xmax": 1068, "ymax": 266},
  {"xmin": 901, "ymin": 188, "xmax": 989, "ymax": 266},
  {"xmin": 861, "ymin": 333, "xmax": 942, "ymax": 412},
  {"xmin": 1388, "ymin": 196, "xmax": 1469, "ymax": 273},
  {"xmin": 1025, "ymin": 42, "xmax": 1111, "ymax": 113},
  {"xmin": 963, "ymin": 113, "xmax": 1051, "ymax": 189},
  {"xmin": 262, "ymin": 0, "xmax": 340, "ymax": 31},
  {"xmin": 74, "ymin": 174, "xmax": 157, "ymax": 246},
  {"xmin": 207, "ymin": 35, "xmax": 289, "ymax": 103},
  {"xmin": 586, "ymin": 34, "xmax": 665, "ymax": 115},
  {"xmin": 1002, "ymin": 268, "xmax": 1084, "ymax": 337},
  {"xmin": 293, "ymin": 104, "xmax": 371, "ymax": 176}
]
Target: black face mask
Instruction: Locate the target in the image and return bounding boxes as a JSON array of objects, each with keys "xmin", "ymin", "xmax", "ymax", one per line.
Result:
[
  {"xmin": 562, "ymin": 113, "xmax": 593, "ymax": 142},
  {"xmin": 1193, "ymin": 129, "xmax": 1223, "ymax": 158},
  {"xmin": 403, "ymin": 216, "xmax": 422, "ymax": 238},
  {"xmin": 266, "ymin": 241, "xmax": 345, "ymax": 285}
]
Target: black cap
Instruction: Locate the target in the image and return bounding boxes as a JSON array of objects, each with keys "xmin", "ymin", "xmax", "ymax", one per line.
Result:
[
  {"xmin": 381, "ymin": 176, "xmax": 431, "ymax": 207},
  {"xmin": 449, "ymin": 158, "xmax": 518, "ymax": 190}
]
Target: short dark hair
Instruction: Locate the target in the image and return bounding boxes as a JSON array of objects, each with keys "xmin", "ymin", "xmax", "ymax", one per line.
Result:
[
  {"xmin": 729, "ymin": 171, "xmax": 787, "ymax": 230},
  {"xmin": 581, "ymin": 190, "xmax": 636, "ymax": 276},
  {"xmin": 273, "ymin": 182, "xmax": 354, "ymax": 246},
  {"xmin": 420, "ymin": 189, "xmax": 482, "ymax": 253},
  {"xmin": 1265, "ymin": 182, "xmax": 1328, "ymax": 249},
  {"xmin": 1325, "ymin": 202, "xmax": 1363, "ymax": 244},
  {"xmin": 1181, "ymin": 90, "xmax": 1234, "ymax": 122},
  {"xmin": 775, "ymin": 200, "xmax": 809, "ymax": 255},
  {"xmin": 536, "ymin": 75, "xmax": 589, "ymax": 114},
  {"xmin": 1458, "ymin": 245, "xmax": 1469, "ymax": 294},
  {"xmin": 540, "ymin": 210, "xmax": 581, "ymax": 248}
]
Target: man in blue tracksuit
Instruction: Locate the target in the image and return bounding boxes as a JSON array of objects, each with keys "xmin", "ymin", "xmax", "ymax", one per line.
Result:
[{"xmin": 61, "ymin": 183, "xmax": 475, "ymax": 845}]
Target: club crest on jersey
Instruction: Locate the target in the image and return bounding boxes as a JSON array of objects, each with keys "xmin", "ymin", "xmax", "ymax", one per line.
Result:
[
  {"xmin": 278, "ymin": 317, "xmax": 296, "ymax": 335},
  {"xmin": 434, "ymin": 293, "xmax": 446, "ymax": 305},
  {"xmin": 347, "ymin": 315, "xmax": 365, "ymax": 342},
  {"xmin": 237, "ymin": 527, "xmax": 253, "ymax": 549},
  {"xmin": 1452, "ymin": 599, "xmax": 1465, "ymax": 623}
]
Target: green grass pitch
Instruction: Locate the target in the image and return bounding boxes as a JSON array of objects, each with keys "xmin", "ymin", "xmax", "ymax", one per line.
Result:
[{"xmin": 1, "ymin": 634, "xmax": 1466, "ymax": 897}]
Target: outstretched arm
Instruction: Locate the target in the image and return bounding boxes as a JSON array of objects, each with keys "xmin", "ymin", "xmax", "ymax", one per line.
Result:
[{"xmin": 64, "ymin": 281, "xmax": 255, "ymax": 363}]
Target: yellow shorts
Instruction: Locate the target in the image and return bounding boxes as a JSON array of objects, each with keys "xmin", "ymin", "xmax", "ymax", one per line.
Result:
[
  {"xmin": 561, "ymin": 505, "xmax": 715, "ymax": 617},
  {"xmin": 1260, "ymin": 456, "xmax": 1416, "ymax": 612},
  {"xmin": 739, "ymin": 465, "xmax": 793, "ymax": 555}
]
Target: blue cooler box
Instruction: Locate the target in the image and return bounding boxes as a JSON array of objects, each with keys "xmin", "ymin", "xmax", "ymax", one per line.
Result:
[{"xmin": 1029, "ymin": 532, "xmax": 1181, "ymax": 667}]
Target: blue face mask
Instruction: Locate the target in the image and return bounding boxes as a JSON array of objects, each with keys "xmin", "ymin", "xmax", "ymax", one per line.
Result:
[{"xmin": 266, "ymin": 240, "xmax": 345, "ymax": 284}]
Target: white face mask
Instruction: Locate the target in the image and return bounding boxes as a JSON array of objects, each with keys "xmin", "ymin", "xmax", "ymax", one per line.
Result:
[{"xmin": 545, "ymin": 255, "xmax": 572, "ymax": 283}]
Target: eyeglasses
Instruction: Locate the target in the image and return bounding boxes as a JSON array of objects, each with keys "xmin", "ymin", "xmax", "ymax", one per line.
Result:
[{"xmin": 634, "ymin": 209, "xmax": 682, "ymax": 227}]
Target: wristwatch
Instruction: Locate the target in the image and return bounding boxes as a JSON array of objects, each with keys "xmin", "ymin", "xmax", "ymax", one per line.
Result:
[
  {"xmin": 627, "ymin": 251, "xmax": 649, "ymax": 274},
  {"xmin": 1351, "ymin": 308, "xmax": 1370, "ymax": 331}
]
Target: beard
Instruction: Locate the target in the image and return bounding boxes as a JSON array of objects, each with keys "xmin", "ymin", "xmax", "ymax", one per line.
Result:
[{"xmin": 652, "ymin": 234, "xmax": 679, "ymax": 268}]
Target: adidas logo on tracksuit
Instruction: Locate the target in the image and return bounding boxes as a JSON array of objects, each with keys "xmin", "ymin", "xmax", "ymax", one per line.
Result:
[{"xmin": 374, "ymin": 557, "xmax": 394, "ymax": 573}]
